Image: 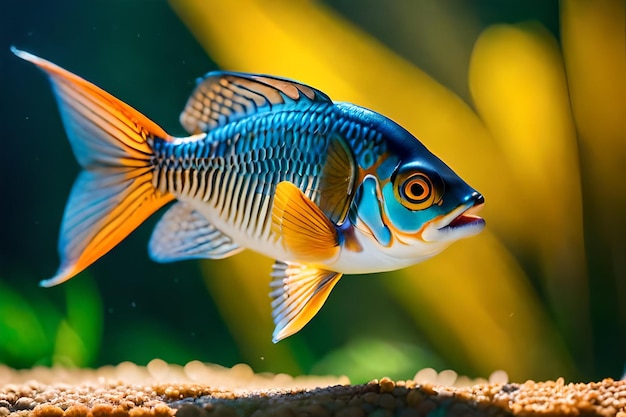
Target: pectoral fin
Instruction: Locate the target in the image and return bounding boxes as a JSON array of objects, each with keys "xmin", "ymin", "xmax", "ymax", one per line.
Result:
[
  {"xmin": 318, "ymin": 134, "xmax": 356, "ymax": 225},
  {"xmin": 270, "ymin": 261, "xmax": 342, "ymax": 342},
  {"xmin": 149, "ymin": 202, "xmax": 242, "ymax": 262},
  {"xmin": 271, "ymin": 181, "xmax": 340, "ymax": 262}
]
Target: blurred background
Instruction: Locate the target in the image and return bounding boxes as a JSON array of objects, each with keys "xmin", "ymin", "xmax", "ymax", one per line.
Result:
[{"xmin": 0, "ymin": 0, "xmax": 624, "ymax": 384}]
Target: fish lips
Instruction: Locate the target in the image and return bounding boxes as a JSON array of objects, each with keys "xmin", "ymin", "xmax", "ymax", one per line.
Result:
[{"xmin": 422, "ymin": 196, "xmax": 485, "ymax": 242}]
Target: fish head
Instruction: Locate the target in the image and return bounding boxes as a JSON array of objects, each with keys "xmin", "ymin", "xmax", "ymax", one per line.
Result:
[
  {"xmin": 347, "ymin": 114, "xmax": 485, "ymax": 265},
  {"xmin": 381, "ymin": 121, "xmax": 485, "ymax": 253},
  {"xmin": 381, "ymin": 157, "xmax": 485, "ymax": 245}
]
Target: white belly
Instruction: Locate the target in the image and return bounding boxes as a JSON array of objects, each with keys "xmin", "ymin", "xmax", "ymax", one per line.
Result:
[
  {"xmin": 179, "ymin": 195, "xmax": 450, "ymax": 275},
  {"xmin": 327, "ymin": 227, "xmax": 450, "ymax": 274}
]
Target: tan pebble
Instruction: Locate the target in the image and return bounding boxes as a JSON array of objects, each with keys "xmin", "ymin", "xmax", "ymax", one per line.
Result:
[
  {"xmin": 128, "ymin": 407, "xmax": 150, "ymax": 417},
  {"xmin": 377, "ymin": 393, "xmax": 395, "ymax": 409},
  {"xmin": 31, "ymin": 404, "xmax": 64, "ymax": 417},
  {"xmin": 91, "ymin": 403, "xmax": 114, "ymax": 417},
  {"xmin": 14, "ymin": 396, "xmax": 35, "ymax": 410},
  {"xmin": 152, "ymin": 403, "xmax": 176, "ymax": 417},
  {"xmin": 603, "ymin": 406, "xmax": 618, "ymax": 416},
  {"xmin": 63, "ymin": 404, "xmax": 90, "ymax": 417},
  {"xmin": 33, "ymin": 394, "xmax": 49, "ymax": 404},
  {"xmin": 164, "ymin": 387, "xmax": 180, "ymax": 398},
  {"xmin": 120, "ymin": 400, "xmax": 136, "ymax": 410},
  {"xmin": 421, "ymin": 384, "xmax": 436, "ymax": 395},
  {"xmin": 0, "ymin": 407, "xmax": 8, "ymax": 417},
  {"xmin": 404, "ymin": 380, "xmax": 417, "ymax": 389},
  {"xmin": 379, "ymin": 377, "xmax": 395, "ymax": 393}
]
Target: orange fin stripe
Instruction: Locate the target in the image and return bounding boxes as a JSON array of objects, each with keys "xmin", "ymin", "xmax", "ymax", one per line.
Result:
[
  {"xmin": 75, "ymin": 181, "xmax": 173, "ymax": 274},
  {"xmin": 12, "ymin": 48, "xmax": 174, "ymax": 287},
  {"xmin": 14, "ymin": 48, "xmax": 169, "ymax": 141},
  {"xmin": 270, "ymin": 261, "xmax": 342, "ymax": 343},
  {"xmin": 56, "ymin": 83, "xmax": 154, "ymax": 160}
]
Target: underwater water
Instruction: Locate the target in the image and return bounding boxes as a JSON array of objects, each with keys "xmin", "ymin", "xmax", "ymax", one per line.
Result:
[{"xmin": 1, "ymin": 0, "xmax": 624, "ymax": 384}]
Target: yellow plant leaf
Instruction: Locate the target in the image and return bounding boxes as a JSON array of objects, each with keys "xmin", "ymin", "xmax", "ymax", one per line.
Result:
[
  {"xmin": 386, "ymin": 232, "xmax": 574, "ymax": 380},
  {"xmin": 468, "ymin": 22, "xmax": 590, "ymax": 359},
  {"xmin": 561, "ymin": 0, "xmax": 626, "ymax": 327},
  {"xmin": 200, "ymin": 252, "xmax": 303, "ymax": 375}
]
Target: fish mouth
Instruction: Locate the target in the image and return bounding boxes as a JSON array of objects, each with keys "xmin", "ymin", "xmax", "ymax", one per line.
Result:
[{"xmin": 422, "ymin": 194, "xmax": 485, "ymax": 242}]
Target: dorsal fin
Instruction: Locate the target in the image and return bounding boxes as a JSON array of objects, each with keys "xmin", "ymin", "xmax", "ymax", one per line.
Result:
[{"xmin": 180, "ymin": 71, "xmax": 333, "ymax": 134}]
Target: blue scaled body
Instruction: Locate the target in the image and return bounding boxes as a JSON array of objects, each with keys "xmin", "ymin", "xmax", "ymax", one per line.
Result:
[{"xmin": 13, "ymin": 47, "xmax": 485, "ymax": 342}]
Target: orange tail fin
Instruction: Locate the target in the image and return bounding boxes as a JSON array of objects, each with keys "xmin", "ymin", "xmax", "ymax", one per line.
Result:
[{"xmin": 12, "ymin": 48, "xmax": 174, "ymax": 286}]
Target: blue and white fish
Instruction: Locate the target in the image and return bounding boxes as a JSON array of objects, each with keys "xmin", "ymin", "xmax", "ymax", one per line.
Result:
[{"xmin": 13, "ymin": 48, "xmax": 485, "ymax": 342}]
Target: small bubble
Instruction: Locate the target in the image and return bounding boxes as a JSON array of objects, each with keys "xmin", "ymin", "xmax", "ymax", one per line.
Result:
[
  {"xmin": 131, "ymin": 302, "xmax": 136, "ymax": 308},
  {"xmin": 260, "ymin": 356, "xmax": 265, "ymax": 361}
]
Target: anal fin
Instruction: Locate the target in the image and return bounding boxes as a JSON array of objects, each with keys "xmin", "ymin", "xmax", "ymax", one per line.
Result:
[
  {"xmin": 149, "ymin": 202, "xmax": 243, "ymax": 262},
  {"xmin": 270, "ymin": 260, "xmax": 342, "ymax": 342}
]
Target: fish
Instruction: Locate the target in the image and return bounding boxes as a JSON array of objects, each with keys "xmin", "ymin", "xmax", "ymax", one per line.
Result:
[{"xmin": 12, "ymin": 47, "xmax": 485, "ymax": 343}]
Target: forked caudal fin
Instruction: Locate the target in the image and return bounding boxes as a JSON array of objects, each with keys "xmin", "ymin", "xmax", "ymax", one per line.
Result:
[{"xmin": 12, "ymin": 48, "xmax": 174, "ymax": 286}]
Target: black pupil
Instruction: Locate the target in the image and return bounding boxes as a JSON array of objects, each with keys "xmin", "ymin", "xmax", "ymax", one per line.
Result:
[{"xmin": 410, "ymin": 182, "xmax": 425, "ymax": 198}]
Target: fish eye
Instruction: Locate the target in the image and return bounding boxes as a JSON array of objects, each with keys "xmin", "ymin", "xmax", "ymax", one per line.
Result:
[
  {"xmin": 393, "ymin": 171, "xmax": 442, "ymax": 211},
  {"xmin": 405, "ymin": 176, "xmax": 430, "ymax": 201}
]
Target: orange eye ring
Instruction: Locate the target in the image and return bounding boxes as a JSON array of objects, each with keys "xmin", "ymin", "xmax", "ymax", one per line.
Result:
[
  {"xmin": 393, "ymin": 171, "xmax": 442, "ymax": 211},
  {"xmin": 404, "ymin": 175, "xmax": 431, "ymax": 202}
]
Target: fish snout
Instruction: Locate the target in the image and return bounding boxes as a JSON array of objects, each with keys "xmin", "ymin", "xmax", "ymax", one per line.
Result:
[
  {"xmin": 422, "ymin": 191, "xmax": 486, "ymax": 242},
  {"xmin": 465, "ymin": 191, "xmax": 485, "ymax": 208}
]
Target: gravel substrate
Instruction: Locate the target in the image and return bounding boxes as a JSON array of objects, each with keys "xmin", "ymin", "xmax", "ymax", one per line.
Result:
[{"xmin": 0, "ymin": 361, "xmax": 624, "ymax": 416}]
